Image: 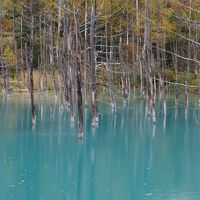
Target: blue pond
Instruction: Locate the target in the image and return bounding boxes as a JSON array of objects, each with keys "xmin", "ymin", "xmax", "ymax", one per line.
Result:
[{"xmin": 0, "ymin": 94, "xmax": 200, "ymax": 200}]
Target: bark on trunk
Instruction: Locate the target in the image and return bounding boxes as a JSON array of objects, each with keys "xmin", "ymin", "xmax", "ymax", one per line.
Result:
[
  {"xmin": 90, "ymin": 5, "xmax": 98, "ymax": 126},
  {"xmin": 57, "ymin": 0, "xmax": 63, "ymax": 104},
  {"xmin": 29, "ymin": 1, "xmax": 36, "ymax": 124},
  {"xmin": 74, "ymin": 11, "xmax": 84, "ymax": 138},
  {"xmin": 49, "ymin": 12, "xmax": 57, "ymax": 98}
]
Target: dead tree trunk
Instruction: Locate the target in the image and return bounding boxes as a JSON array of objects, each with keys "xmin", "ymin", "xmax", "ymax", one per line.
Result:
[
  {"xmin": 131, "ymin": 13, "xmax": 136, "ymax": 92},
  {"xmin": 143, "ymin": 0, "xmax": 156, "ymax": 124},
  {"xmin": 0, "ymin": 0, "xmax": 3, "ymax": 90},
  {"xmin": 49, "ymin": 12, "xmax": 57, "ymax": 98},
  {"xmin": 39, "ymin": 15, "xmax": 44, "ymax": 93},
  {"xmin": 90, "ymin": 5, "xmax": 98, "ymax": 126},
  {"xmin": 135, "ymin": 0, "xmax": 144, "ymax": 98},
  {"xmin": 109, "ymin": 25, "xmax": 116, "ymax": 108},
  {"xmin": 156, "ymin": 0, "xmax": 163, "ymax": 92},
  {"xmin": 105, "ymin": 0, "xmax": 116, "ymax": 108},
  {"xmin": 174, "ymin": 39, "xmax": 179, "ymax": 107},
  {"xmin": 25, "ymin": 43, "xmax": 30, "ymax": 93},
  {"xmin": 126, "ymin": 9, "xmax": 130, "ymax": 98},
  {"xmin": 20, "ymin": 10, "xmax": 26, "ymax": 87},
  {"xmin": 84, "ymin": 0, "xmax": 88, "ymax": 107},
  {"xmin": 68, "ymin": 24, "xmax": 75, "ymax": 122},
  {"xmin": 74, "ymin": 11, "xmax": 84, "ymax": 138},
  {"xmin": 57, "ymin": 0, "xmax": 63, "ymax": 104},
  {"xmin": 119, "ymin": 19, "xmax": 128, "ymax": 104},
  {"xmin": 29, "ymin": 1, "xmax": 36, "ymax": 124},
  {"xmin": 12, "ymin": 6, "xmax": 19, "ymax": 85},
  {"xmin": 63, "ymin": 0, "xmax": 69, "ymax": 106},
  {"xmin": 185, "ymin": 0, "xmax": 192, "ymax": 109}
]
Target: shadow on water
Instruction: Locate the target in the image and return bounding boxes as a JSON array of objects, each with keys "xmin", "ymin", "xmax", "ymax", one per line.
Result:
[{"xmin": 0, "ymin": 94, "xmax": 200, "ymax": 200}]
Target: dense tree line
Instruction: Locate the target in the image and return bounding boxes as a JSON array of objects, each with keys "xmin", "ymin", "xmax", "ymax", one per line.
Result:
[{"xmin": 0, "ymin": 0, "xmax": 200, "ymax": 137}]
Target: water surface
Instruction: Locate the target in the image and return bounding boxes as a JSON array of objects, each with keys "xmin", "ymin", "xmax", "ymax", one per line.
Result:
[{"xmin": 0, "ymin": 94, "xmax": 200, "ymax": 200}]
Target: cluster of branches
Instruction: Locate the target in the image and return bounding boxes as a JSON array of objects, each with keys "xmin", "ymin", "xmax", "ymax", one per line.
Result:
[{"xmin": 0, "ymin": 0, "xmax": 200, "ymax": 137}]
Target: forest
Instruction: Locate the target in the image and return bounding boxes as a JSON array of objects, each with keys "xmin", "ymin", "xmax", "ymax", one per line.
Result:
[{"xmin": 0, "ymin": 0, "xmax": 200, "ymax": 138}]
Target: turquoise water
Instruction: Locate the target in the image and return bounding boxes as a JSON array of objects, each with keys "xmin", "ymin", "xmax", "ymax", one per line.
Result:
[{"xmin": 0, "ymin": 94, "xmax": 200, "ymax": 200}]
